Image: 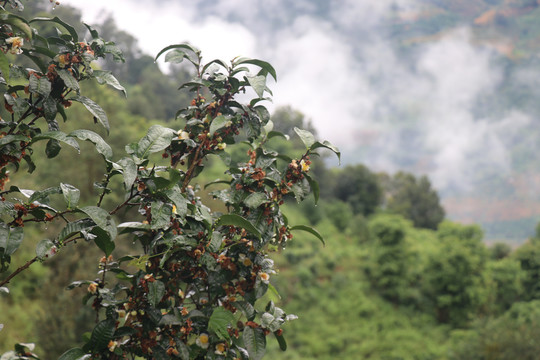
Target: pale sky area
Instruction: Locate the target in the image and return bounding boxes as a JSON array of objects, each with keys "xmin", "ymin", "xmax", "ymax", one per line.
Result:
[{"xmin": 58, "ymin": 1, "xmax": 535, "ymax": 215}]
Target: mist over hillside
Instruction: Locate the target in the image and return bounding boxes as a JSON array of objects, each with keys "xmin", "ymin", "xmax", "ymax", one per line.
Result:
[{"xmin": 63, "ymin": 0, "xmax": 540, "ymax": 242}]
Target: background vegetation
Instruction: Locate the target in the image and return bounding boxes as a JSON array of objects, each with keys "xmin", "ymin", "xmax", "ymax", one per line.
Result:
[{"xmin": 3, "ymin": 2, "xmax": 540, "ymax": 360}]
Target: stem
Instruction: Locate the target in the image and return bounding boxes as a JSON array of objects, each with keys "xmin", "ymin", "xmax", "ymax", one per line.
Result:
[
  {"xmin": 0, "ymin": 235, "xmax": 82, "ymax": 287},
  {"xmin": 181, "ymin": 141, "xmax": 205, "ymax": 192},
  {"xmin": 0, "ymin": 257, "xmax": 37, "ymax": 287},
  {"xmin": 97, "ymin": 172, "xmax": 112, "ymax": 207},
  {"xmin": 109, "ymin": 186, "xmax": 138, "ymax": 215}
]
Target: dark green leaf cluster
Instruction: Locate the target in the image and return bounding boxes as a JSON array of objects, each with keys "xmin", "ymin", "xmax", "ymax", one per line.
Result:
[{"xmin": 0, "ymin": 5, "xmax": 338, "ymax": 359}]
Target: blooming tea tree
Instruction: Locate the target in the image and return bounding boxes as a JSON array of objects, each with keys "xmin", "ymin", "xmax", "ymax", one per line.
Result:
[{"xmin": 0, "ymin": 1, "xmax": 339, "ymax": 359}]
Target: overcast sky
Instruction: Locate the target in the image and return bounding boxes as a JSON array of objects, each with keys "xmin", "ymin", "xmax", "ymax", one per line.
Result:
[{"xmin": 58, "ymin": 1, "xmax": 533, "ymax": 204}]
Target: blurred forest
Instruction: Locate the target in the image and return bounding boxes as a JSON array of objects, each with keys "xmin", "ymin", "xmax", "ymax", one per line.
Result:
[{"xmin": 3, "ymin": 2, "xmax": 540, "ymax": 360}]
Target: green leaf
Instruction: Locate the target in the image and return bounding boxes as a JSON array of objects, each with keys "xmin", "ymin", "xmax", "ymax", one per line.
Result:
[
  {"xmin": 164, "ymin": 187, "xmax": 188, "ymax": 217},
  {"xmin": 28, "ymin": 73, "xmax": 51, "ymax": 97},
  {"xmin": 175, "ymin": 341, "xmax": 190, "ymax": 360},
  {"xmin": 164, "ymin": 49, "xmax": 187, "ymax": 64},
  {"xmin": 148, "ymin": 280, "xmax": 165, "ymax": 307},
  {"xmin": 115, "ymin": 157, "xmax": 137, "ymax": 189},
  {"xmin": 31, "ymin": 16, "xmax": 78, "ymax": 42},
  {"xmin": 58, "ymin": 347, "xmax": 87, "ymax": 360},
  {"xmin": 236, "ymin": 58, "xmax": 277, "ymax": 81},
  {"xmin": 83, "ymin": 23, "xmax": 99, "ymax": 39},
  {"xmin": 310, "ymin": 140, "xmax": 341, "ymax": 164},
  {"xmin": 43, "ymin": 96, "xmax": 57, "ymax": 121},
  {"xmin": 202, "ymin": 59, "xmax": 228, "ymax": 73},
  {"xmin": 69, "ymin": 129, "xmax": 113, "ymax": 160},
  {"xmin": 290, "ymin": 225, "xmax": 325, "ymax": 246},
  {"xmin": 243, "ymin": 327, "xmax": 266, "ymax": 360},
  {"xmin": 93, "ymin": 70, "xmax": 126, "ymax": 97},
  {"xmin": 209, "ymin": 115, "xmax": 229, "ymax": 136},
  {"xmin": 57, "ymin": 69, "xmax": 79, "ymax": 92},
  {"xmin": 32, "ymin": 131, "xmax": 80, "ymax": 153},
  {"xmin": 208, "ymin": 307, "xmax": 235, "ymax": 340},
  {"xmin": 3, "ymin": 13, "xmax": 32, "ymax": 40},
  {"xmin": 304, "ymin": 173, "xmax": 319, "ymax": 205},
  {"xmin": 60, "ymin": 183, "xmax": 80, "ymax": 209},
  {"xmin": 293, "ymin": 127, "xmax": 315, "ymax": 149},
  {"xmin": 87, "ymin": 319, "xmax": 115, "ymax": 351},
  {"xmin": 0, "ymin": 134, "xmax": 28, "ymax": 147},
  {"xmin": 274, "ymin": 332, "xmax": 287, "ymax": 351},
  {"xmin": 155, "ymin": 43, "xmax": 200, "ymax": 64},
  {"xmin": 136, "ymin": 125, "xmax": 176, "ymax": 159},
  {"xmin": 246, "ymin": 75, "xmax": 266, "ymax": 98},
  {"xmin": 79, "ymin": 206, "xmax": 116, "ymax": 240},
  {"xmin": 29, "ymin": 186, "xmax": 62, "ymax": 203},
  {"xmin": 244, "ymin": 192, "xmax": 267, "ymax": 209},
  {"xmin": 0, "ymin": 51, "xmax": 10, "ymax": 84},
  {"xmin": 35, "ymin": 239, "xmax": 56, "ymax": 260},
  {"xmin": 150, "ymin": 201, "xmax": 171, "ymax": 230},
  {"xmin": 0, "ymin": 224, "xmax": 23, "ymax": 256},
  {"xmin": 45, "ymin": 139, "xmax": 61, "ymax": 158},
  {"xmin": 71, "ymin": 96, "xmax": 109, "ymax": 133},
  {"xmin": 267, "ymin": 131, "xmax": 288, "ymax": 141},
  {"xmin": 93, "ymin": 227, "xmax": 115, "ymax": 256},
  {"xmin": 208, "ymin": 231, "xmax": 223, "ymax": 252},
  {"xmin": 58, "ymin": 218, "xmax": 95, "ymax": 242},
  {"xmin": 215, "ymin": 214, "xmax": 261, "ymax": 238}
]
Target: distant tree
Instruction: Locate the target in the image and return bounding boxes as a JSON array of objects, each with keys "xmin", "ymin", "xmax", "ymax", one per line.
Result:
[
  {"xmin": 513, "ymin": 238, "xmax": 540, "ymax": 301},
  {"xmin": 450, "ymin": 301, "xmax": 540, "ymax": 360},
  {"xmin": 424, "ymin": 223, "xmax": 489, "ymax": 327},
  {"xmin": 486, "ymin": 258, "xmax": 524, "ymax": 315},
  {"xmin": 490, "ymin": 242, "xmax": 512, "ymax": 260},
  {"xmin": 383, "ymin": 172, "xmax": 445, "ymax": 230},
  {"xmin": 332, "ymin": 164, "xmax": 382, "ymax": 216},
  {"xmin": 365, "ymin": 214, "xmax": 413, "ymax": 304}
]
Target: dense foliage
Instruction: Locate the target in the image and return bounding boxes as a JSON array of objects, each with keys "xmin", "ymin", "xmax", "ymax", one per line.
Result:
[
  {"xmin": 3, "ymin": 2, "xmax": 540, "ymax": 360},
  {"xmin": 0, "ymin": 1, "xmax": 339, "ymax": 359}
]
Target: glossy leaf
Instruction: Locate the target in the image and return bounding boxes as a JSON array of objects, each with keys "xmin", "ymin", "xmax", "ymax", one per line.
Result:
[
  {"xmin": 209, "ymin": 307, "xmax": 235, "ymax": 340},
  {"xmin": 58, "ymin": 218, "xmax": 95, "ymax": 242},
  {"xmin": 31, "ymin": 16, "xmax": 78, "ymax": 42},
  {"xmin": 57, "ymin": 69, "xmax": 80, "ymax": 92},
  {"xmin": 293, "ymin": 127, "xmax": 316, "ymax": 149},
  {"xmin": 0, "ymin": 225, "xmax": 23, "ymax": 256},
  {"xmin": 215, "ymin": 214, "xmax": 261, "ymax": 238},
  {"xmin": 244, "ymin": 192, "xmax": 267, "ymax": 209},
  {"xmin": 79, "ymin": 206, "xmax": 117, "ymax": 241},
  {"xmin": 29, "ymin": 186, "xmax": 62, "ymax": 203},
  {"xmin": 246, "ymin": 75, "xmax": 266, "ymax": 98},
  {"xmin": 70, "ymin": 129, "xmax": 113, "ymax": 160},
  {"xmin": 155, "ymin": 43, "xmax": 200, "ymax": 64},
  {"xmin": 33, "ymin": 131, "xmax": 80, "ymax": 153},
  {"xmin": 71, "ymin": 96, "xmax": 109, "ymax": 133},
  {"xmin": 115, "ymin": 157, "xmax": 137, "ymax": 189},
  {"xmin": 58, "ymin": 347, "xmax": 87, "ymax": 360},
  {"xmin": 60, "ymin": 182, "xmax": 80, "ymax": 209},
  {"xmin": 93, "ymin": 70, "xmax": 126, "ymax": 97},
  {"xmin": 310, "ymin": 140, "xmax": 341, "ymax": 163},
  {"xmin": 304, "ymin": 173, "xmax": 320, "ymax": 204},
  {"xmin": 274, "ymin": 331, "xmax": 287, "ymax": 351},
  {"xmin": 148, "ymin": 280, "xmax": 165, "ymax": 307},
  {"xmin": 0, "ymin": 51, "xmax": 10, "ymax": 84},
  {"xmin": 35, "ymin": 239, "xmax": 56, "ymax": 260},
  {"xmin": 290, "ymin": 224, "xmax": 325, "ymax": 246},
  {"xmin": 209, "ymin": 115, "xmax": 229, "ymax": 136},
  {"xmin": 29, "ymin": 74, "xmax": 51, "ymax": 97},
  {"xmin": 236, "ymin": 58, "xmax": 277, "ymax": 81},
  {"xmin": 136, "ymin": 125, "xmax": 176, "ymax": 159},
  {"xmin": 86, "ymin": 319, "xmax": 115, "ymax": 351},
  {"xmin": 243, "ymin": 327, "xmax": 266, "ymax": 360}
]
